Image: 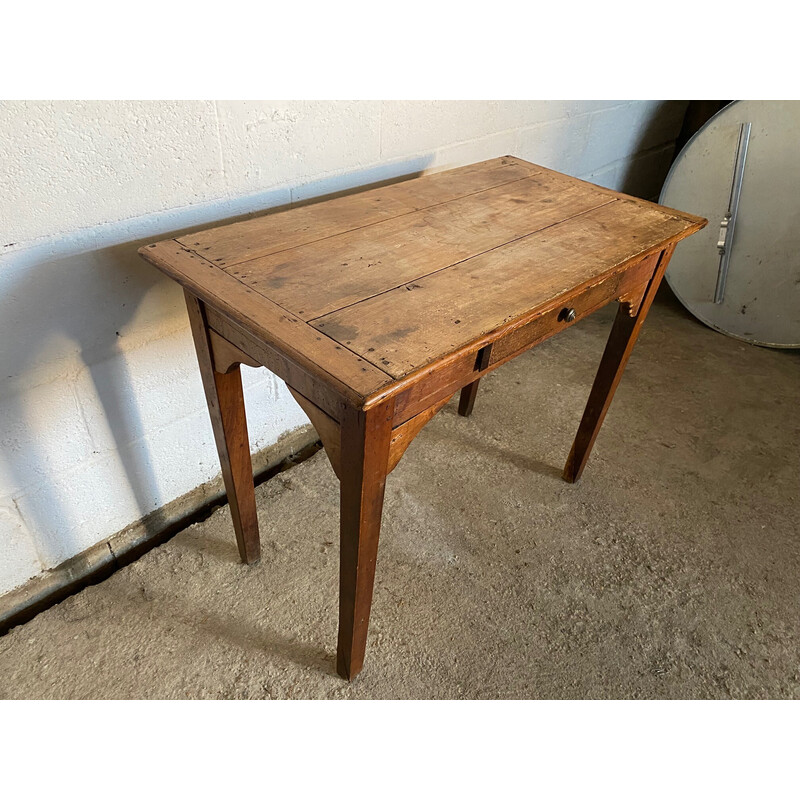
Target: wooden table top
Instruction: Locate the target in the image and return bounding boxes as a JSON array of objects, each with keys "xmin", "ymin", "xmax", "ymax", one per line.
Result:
[{"xmin": 141, "ymin": 156, "xmax": 705, "ymax": 405}]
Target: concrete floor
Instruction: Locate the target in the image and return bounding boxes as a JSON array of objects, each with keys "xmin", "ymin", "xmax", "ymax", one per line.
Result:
[{"xmin": 1, "ymin": 289, "xmax": 798, "ymax": 699}]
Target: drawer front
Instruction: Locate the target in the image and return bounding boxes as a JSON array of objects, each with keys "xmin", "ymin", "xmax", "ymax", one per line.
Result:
[
  {"xmin": 488, "ymin": 254, "xmax": 657, "ymax": 365},
  {"xmin": 391, "ymin": 253, "xmax": 658, "ymax": 425}
]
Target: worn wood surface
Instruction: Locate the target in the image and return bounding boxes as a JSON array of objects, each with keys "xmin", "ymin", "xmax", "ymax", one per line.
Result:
[
  {"xmin": 184, "ymin": 292, "xmax": 260, "ymax": 565},
  {"xmin": 203, "ymin": 308, "xmax": 349, "ymax": 421},
  {"xmin": 563, "ymin": 245, "xmax": 677, "ymax": 483},
  {"xmin": 386, "ymin": 393, "xmax": 454, "ymax": 473},
  {"xmin": 227, "ymin": 172, "xmax": 614, "ymax": 320},
  {"xmin": 139, "ymin": 155, "xmax": 704, "ymax": 405},
  {"xmin": 312, "ymin": 200, "xmax": 691, "ymax": 378},
  {"xmin": 337, "ymin": 401, "xmax": 395, "ymax": 680},
  {"xmin": 485, "ymin": 253, "xmax": 658, "ymax": 366},
  {"xmin": 139, "ymin": 156, "xmax": 707, "ymax": 680},
  {"xmin": 209, "ymin": 330, "xmax": 261, "ymax": 374},
  {"xmin": 176, "ymin": 157, "xmax": 537, "ymax": 267},
  {"xmin": 287, "ymin": 387, "xmax": 343, "ymax": 479},
  {"xmin": 143, "ymin": 240, "xmax": 393, "ymax": 407}
]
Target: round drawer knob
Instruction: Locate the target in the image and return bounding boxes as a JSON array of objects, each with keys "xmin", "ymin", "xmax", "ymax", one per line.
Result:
[{"xmin": 559, "ymin": 307, "xmax": 577, "ymax": 323}]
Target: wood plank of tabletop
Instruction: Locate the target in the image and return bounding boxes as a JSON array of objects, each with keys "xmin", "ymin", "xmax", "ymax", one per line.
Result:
[
  {"xmin": 175, "ymin": 156, "xmax": 538, "ymax": 267},
  {"xmin": 226, "ymin": 170, "xmax": 616, "ymax": 320},
  {"xmin": 138, "ymin": 240, "xmax": 394, "ymax": 403},
  {"xmin": 312, "ymin": 199, "xmax": 701, "ymax": 379},
  {"xmin": 532, "ymin": 162, "xmax": 708, "ymax": 227}
]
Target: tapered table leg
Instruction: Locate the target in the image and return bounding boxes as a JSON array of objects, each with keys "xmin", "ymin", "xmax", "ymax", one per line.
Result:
[
  {"xmin": 458, "ymin": 379, "xmax": 480, "ymax": 417},
  {"xmin": 185, "ymin": 291, "xmax": 261, "ymax": 564},
  {"xmin": 564, "ymin": 245, "xmax": 675, "ymax": 483},
  {"xmin": 336, "ymin": 400, "xmax": 395, "ymax": 680}
]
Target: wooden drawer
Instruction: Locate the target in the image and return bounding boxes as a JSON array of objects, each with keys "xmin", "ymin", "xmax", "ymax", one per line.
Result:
[
  {"xmin": 391, "ymin": 253, "xmax": 658, "ymax": 425},
  {"xmin": 488, "ymin": 254, "xmax": 656, "ymax": 365}
]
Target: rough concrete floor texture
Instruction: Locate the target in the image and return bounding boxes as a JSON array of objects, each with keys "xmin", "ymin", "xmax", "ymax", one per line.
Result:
[{"xmin": 1, "ymin": 290, "xmax": 798, "ymax": 699}]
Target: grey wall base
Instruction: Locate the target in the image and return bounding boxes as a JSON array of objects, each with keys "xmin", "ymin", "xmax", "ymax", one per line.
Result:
[{"xmin": 0, "ymin": 425, "xmax": 319, "ymax": 634}]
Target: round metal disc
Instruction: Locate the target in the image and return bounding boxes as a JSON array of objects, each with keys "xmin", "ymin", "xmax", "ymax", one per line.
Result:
[{"xmin": 660, "ymin": 100, "xmax": 800, "ymax": 348}]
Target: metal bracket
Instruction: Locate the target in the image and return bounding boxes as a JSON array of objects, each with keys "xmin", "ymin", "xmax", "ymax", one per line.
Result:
[{"xmin": 714, "ymin": 122, "xmax": 751, "ymax": 304}]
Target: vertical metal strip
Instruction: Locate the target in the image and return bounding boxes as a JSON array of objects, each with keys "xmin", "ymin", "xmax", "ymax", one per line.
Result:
[{"xmin": 714, "ymin": 122, "xmax": 751, "ymax": 304}]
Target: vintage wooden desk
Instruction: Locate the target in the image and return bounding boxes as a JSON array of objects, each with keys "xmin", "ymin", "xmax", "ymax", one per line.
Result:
[{"xmin": 139, "ymin": 156, "xmax": 706, "ymax": 680}]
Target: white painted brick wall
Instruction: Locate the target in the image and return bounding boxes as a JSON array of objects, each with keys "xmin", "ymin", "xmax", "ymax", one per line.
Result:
[{"xmin": 0, "ymin": 100, "xmax": 687, "ymax": 596}]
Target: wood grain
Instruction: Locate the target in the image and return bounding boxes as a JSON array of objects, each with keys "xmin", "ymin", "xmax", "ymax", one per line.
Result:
[
  {"xmin": 138, "ymin": 155, "xmax": 708, "ymax": 681},
  {"xmin": 531, "ymin": 162, "xmax": 708, "ymax": 227},
  {"xmin": 176, "ymin": 156, "xmax": 537, "ymax": 267},
  {"xmin": 337, "ymin": 401, "xmax": 395, "ymax": 680},
  {"xmin": 185, "ymin": 291, "xmax": 260, "ymax": 564},
  {"xmin": 486, "ymin": 254, "xmax": 658, "ymax": 365},
  {"xmin": 140, "ymin": 240, "xmax": 393, "ymax": 405},
  {"xmin": 313, "ymin": 200, "xmax": 696, "ymax": 378},
  {"xmin": 387, "ymin": 393, "xmax": 454, "ymax": 472},
  {"xmin": 367, "ymin": 254, "xmax": 660, "ymax": 422},
  {"xmin": 226, "ymin": 171, "xmax": 614, "ymax": 320},
  {"xmin": 288, "ymin": 387, "xmax": 343, "ymax": 478},
  {"xmin": 563, "ymin": 245, "xmax": 677, "ymax": 483},
  {"xmin": 209, "ymin": 330, "xmax": 261, "ymax": 373}
]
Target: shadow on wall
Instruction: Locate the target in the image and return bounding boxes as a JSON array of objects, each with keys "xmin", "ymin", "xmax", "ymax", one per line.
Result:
[
  {"xmin": 616, "ymin": 101, "xmax": 690, "ymax": 199},
  {"xmin": 1, "ymin": 237, "xmax": 178, "ymax": 570},
  {"xmin": 1, "ymin": 104, "xmax": 691, "ymax": 581},
  {"xmin": 0, "ymin": 156, "xmax": 433, "ymax": 574}
]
